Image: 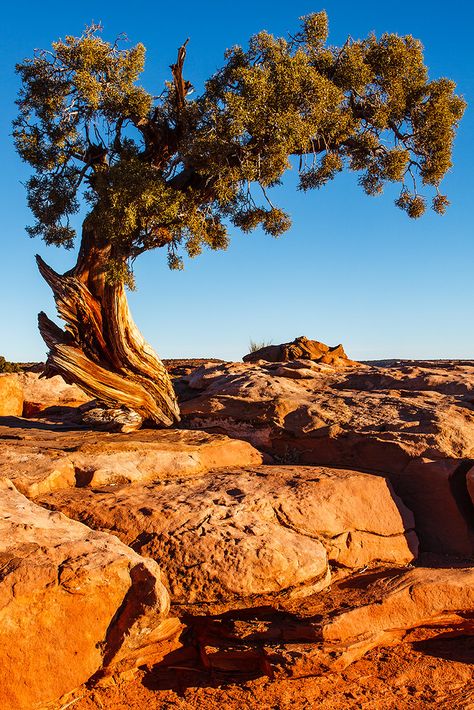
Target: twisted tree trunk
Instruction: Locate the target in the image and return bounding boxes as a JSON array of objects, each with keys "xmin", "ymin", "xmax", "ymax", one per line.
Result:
[{"xmin": 36, "ymin": 226, "xmax": 180, "ymax": 427}]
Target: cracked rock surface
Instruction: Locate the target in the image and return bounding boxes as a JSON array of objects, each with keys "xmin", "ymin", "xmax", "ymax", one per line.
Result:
[
  {"xmin": 0, "ymin": 361, "xmax": 473, "ymax": 710},
  {"xmin": 0, "ymin": 424, "xmax": 262, "ymax": 496},
  {"xmin": 38, "ymin": 465, "xmax": 417, "ymax": 611}
]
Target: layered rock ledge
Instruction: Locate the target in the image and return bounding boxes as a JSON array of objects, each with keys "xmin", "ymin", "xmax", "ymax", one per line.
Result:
[
  {"xmin": 0, "ymin": 357, "xmax": 473, "ymax": 708},
  {"xmin": 0, "ymin": 424, "xmax": 262, "ymax": 497}
]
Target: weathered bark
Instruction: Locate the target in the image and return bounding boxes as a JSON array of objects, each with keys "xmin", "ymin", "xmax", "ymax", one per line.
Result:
[{"xmin": 36, "ymin": 226, "xmax": 180, "ymax": 427}]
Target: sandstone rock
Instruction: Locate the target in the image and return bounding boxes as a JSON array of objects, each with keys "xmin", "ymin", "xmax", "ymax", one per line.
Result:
[
  {"xmin": 390, "ymin": 457, "xmax": 474, "ymax": 555},
  {"xmin": 243, "ymin": 335, "xmax": 355, "ymax": 366},
  {"xmin": 39, "ymin": 465, "xmax": 417, "ymax": 611},
  {"xmin": 0, "ymin": 424, "xmax": 262, "ymax": 497},
  {"xmin": 0, "ymin": 373, "xmax": 23, "ymax": 416},
  {"xmin": 322, "ymin": 566, "xmax": 474, "ymax": 667},
  {"xmin": 173, "ymin": 563, "xmax": 474, "ymax": 679},
  {"xmin": 163, "ymin": 358, "xmax": 225, "ymax": 377},
  {"xmin": 180, "ymin": 360, "xmax": 474, "ymax": 555},
  {"xmin": 19, "ymin": 370, "xmax": 90, "ymax": 417},
  {"xmin": 0, "ymin": 479, "xmax": 178, "ymax": 710},
  {"xmin": 274, "ymin": 467, "xmax": 418, "ymax": 570}
]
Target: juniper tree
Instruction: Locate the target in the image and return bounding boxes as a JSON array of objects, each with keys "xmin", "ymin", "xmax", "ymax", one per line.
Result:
[{"xmin": 14, "ymin": 12, "xmax": 465, "ymax": 427}]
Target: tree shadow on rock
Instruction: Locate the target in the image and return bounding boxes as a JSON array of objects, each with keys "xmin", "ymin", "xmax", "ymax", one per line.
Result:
[{"xmin": 0, "ymin": 414, "xmax": 89, "ymax": 432}]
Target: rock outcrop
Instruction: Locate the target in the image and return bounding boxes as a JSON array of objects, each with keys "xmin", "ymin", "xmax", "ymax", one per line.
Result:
[
  {"xmin": 0, "ymin": 373, "xmax": 23, "ymax": 416},
  {"xmin": 0, "ymin": 479, "xmax": 178, "ymax": 710},
  {"xmin": 19, "ymin": 370, "xmax": 90, "ymax": 416},
  {"xmin": 243, "ymin": 335, "xmax": 355, "ymax": 366},
  {"xmin": 0, "ymin": 424, "xmax": 262, "ymax": 498},
  {"xmin": 179, "ymin": 359, "xmax": 474, "ymax": 556},
  {"xmin": 321, "ymin": 566, "xmax": 474, "ymax": 667},
  {"xmin": 38, "ymin": 465, "xmax": 417, "ymax": 610},
  {"xmin": 165, "ymin": 564, "xmax": 474, "ymax": 681},
  {"xmin": 1, "ymin": 358, "xmax": 473, "ymax": 709}
]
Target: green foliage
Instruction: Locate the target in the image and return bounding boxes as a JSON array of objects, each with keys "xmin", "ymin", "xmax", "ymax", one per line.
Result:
[
  {"xmin": 0, "ymin": 356, "xmax": 21, "ymax": 373},
  {"xmin": 104, "ymin": 258, "xmax": 136, "ymax": 289},
  {"xmin": 14, "ymin": 15, "xmax": 465, "ymax": 283}
]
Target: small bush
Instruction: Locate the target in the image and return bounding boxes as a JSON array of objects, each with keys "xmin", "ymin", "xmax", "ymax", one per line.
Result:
[
  {"xmin": 249, "ymin": 339, "xmax": 273, "ymax": 353},
  {"xmin": 0, "ymin": 356, "xmax": 21, "ymax": 373}
]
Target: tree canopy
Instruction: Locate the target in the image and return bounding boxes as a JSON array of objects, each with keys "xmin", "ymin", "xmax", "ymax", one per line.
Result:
[{"xmin": 14, "ymin": 12, "xmax": 465, "ymax": 284}]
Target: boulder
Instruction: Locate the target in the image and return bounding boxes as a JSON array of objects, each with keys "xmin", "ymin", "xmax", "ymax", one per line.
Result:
[
  {"xmin": 19, "ymin": 370, "xmax": 90, "ymax": 417},
  {"xmin": 0, "ymin": 373, "xmax": 23, "ymax": 416},
  {"xmin": 38, "ymin": 465, "xmax": 417, "ymax": 611},
  {"xmin": 0, "ymin": 479, "xmax": 178, "ymax": 710},
  {"xmin": 243, "ymin": 335, "xmax": 355, "ymax": 366},
  {"xmin": 0, "ymin": 424, "xmax": 262, "ymax": 497},
  {"xmin": 180, "ymin": 359, "xmax": 474, "ymax": 555}
]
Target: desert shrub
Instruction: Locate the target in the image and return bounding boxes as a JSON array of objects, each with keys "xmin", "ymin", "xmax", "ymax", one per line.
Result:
[
  {"xmin": 249, "ymin": 339, "xmax": 273, "ymax": 353},
  {"xmin": 0, "ymin": 356, "xmax": 21, "ymax": 373}
]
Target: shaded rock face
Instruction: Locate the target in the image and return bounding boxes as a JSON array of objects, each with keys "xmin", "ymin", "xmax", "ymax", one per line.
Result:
[
  {"xmin": 179, "ymin": 359, "xmax": 474, "ymax": 555},
  {"xmin": 0, "ymin": 425, "xmax": 262, "ymax": 498},
  {"xmin": 39, "ymin": 465, "xmax": 417, "ymax": 611},
  {"xmin": 243, "ymin": 335, "xmax": 354, "ymax": 366},
  {"xmin": 468, "ymin": 465, "xmax": 474, "ymax": 506},
  {"xmin": 0, "ymin": 479, "xmax": 178, "ymax": 710},
  {"xmin": 171, "ymin": 565, "xmax": 474, "ymax": 679},
  {"xmin": 0, "ymin": 373, "xmax": 23, "ymax": 416},
  {"xmin": 65, "ymin": 565, "xmax": 474, "ymax": 710}
]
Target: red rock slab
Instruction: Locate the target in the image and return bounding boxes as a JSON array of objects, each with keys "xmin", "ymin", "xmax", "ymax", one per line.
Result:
[
  {"xmin": 38, "ymin": 465, "xmax": 417, "ymax": 612},
  {"xmin": 0, "ymin": 479, "xmax": 178, "ymax": 710},
  {"xmin": 18, "ymin": 370, "xmax": 91, "ymax": 416},
  {"xmin": 0, "ymin": 373, "xmax": 23, "ymax": 416},
  {"xmin": 322, "ymin": 566, "xmax": 474, "ymax": 667},
  {"xmin": 179, "ymin": 359, "xmax": 474, "ymax": 555},
  {"xmin": 0, "ymin": 423, "xmax": 262, "ymax": 497}
]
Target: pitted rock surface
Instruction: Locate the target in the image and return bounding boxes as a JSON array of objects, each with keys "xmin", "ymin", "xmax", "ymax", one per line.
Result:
[{"xmin": 39, "ymin": 465, "xmax": 417, "ymax": 611}]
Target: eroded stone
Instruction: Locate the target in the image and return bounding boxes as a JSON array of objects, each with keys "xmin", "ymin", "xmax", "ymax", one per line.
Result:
[
  {"xmin": 0, "ymin": 479, "xmax": 177, "ymax": 710},
  {"xmin": 39, "ymin": 465, "xmax": 417, "ymax": 610},
  {"xmin": 0, "ymin": 424, "xmax": 262, "ymax": 497}
]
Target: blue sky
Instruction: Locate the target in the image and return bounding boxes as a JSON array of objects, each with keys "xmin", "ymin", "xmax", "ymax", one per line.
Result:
[{"xmin": 1, "ymin": 0, "xmax": 473, "ymax": 362}]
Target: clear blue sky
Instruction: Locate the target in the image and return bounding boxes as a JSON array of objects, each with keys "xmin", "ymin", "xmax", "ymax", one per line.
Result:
[{"xmin": 1, "ymin": 0, "xmax": 473, "ymax": 362}]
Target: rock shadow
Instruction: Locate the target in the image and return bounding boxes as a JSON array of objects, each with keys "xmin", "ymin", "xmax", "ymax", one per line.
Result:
[
  {"xmin": 142, "ymin": 605, "xmax": 323, "ymax": 692},
  {"xmin": 412, "ymin": 629, "xmax": 474, "ymax": 664},
  {"xmin": 0, "ymin": 414, "xmax": 89, "ymax": 432}
]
